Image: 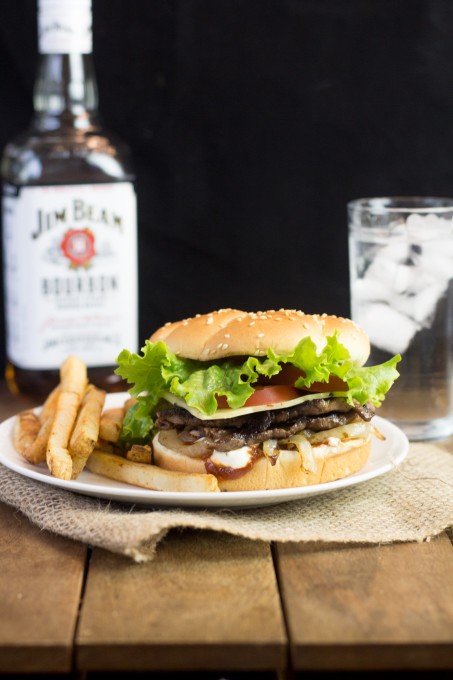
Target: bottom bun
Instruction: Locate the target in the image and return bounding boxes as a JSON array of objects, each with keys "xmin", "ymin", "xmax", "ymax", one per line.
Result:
[{"xmin": 152, "ymin": 431, "xmax": 372, "ymax": 492}]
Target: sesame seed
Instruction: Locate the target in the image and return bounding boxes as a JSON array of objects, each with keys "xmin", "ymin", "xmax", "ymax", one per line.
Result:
[
  {"xmin": 182, "ymin": 320, "xmax": 188, "ymax": 326},
  {"xmin": 257, "ymin": 332, "xmax": 264, "ymax": 338},
  {"xmin": 221, "ymin": 343, "xmax": 229, "ymax": 350},
  {"xmin": 206, "ymin": 317, "xmax": 213, "ymax": 325},
  {"xmin": 249, "ymin": 321, "xmax": 255, "ymax": 326},
  {"xmin": 224, "ymin": 333, "xmax": 230, "ymax": 338}
]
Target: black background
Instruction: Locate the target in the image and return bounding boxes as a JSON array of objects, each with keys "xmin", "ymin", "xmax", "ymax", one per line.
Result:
[{"xmin": 1, "ymin": 0, "xmax": 453, "ymax": 370}]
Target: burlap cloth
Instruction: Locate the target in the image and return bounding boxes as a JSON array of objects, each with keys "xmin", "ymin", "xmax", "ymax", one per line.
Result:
[{"xmin": 1, "ymin": 441, "xmax": 452, "ymax": 562}]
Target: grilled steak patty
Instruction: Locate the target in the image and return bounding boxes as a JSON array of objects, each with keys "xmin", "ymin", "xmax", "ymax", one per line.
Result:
[{"xmin": 155, "ymin": 397, "xmax": 375, "ymax": 453}]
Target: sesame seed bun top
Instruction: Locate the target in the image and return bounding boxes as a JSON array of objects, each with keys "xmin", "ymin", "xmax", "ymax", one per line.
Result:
[{"xmin": 150, "ymin": 308, "xmax": 370, "ymax": 366}]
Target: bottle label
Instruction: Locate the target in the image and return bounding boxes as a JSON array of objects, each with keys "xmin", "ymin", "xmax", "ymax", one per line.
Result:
[
  {"xmin": 38, "ymin": 0, "xmax": 93, "ymax": 54},
  {"xmin": 2, "ymin": 182, "xmax": 138, "ymax": 370}
]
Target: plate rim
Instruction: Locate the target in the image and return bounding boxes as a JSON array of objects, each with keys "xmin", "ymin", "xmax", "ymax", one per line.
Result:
[{"xmin": 0, "ymin": 392, "xmax": 410, "ymax": 508}]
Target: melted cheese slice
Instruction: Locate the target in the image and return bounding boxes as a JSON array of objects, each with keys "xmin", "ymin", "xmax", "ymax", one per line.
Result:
[{"xmin": 163, "ymin": 390, "xmax": 348, "ymax": 421}]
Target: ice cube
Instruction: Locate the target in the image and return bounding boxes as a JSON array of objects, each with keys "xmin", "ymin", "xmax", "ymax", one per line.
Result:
[
  {"xmin": 393, "ymin": 281, "xmax": 448, "ymax": 326},
  {"xmin": 406, "ymin": 213, "xmax": 426, "ymax": 226},
  {"xmin": 424, "ymin": 238, "xmax": 453, "ymax": 258},
  {"xmin": 392, "ymin": 263, "xmax": 418, "ymax": 293},
  {"xmin": 425, "ymin": 213, "xmax": 453, "ymax": 238},
  {"xmin": 355, "ymin": 302, "xmax": 419, "ymax": 354},
  {"xmin": 405, "ymin": 213, "xmax": 427, "ymax": 239},
  {"xmin": 365, "ymin": 256, "xmax": 400, "ymax": 286},
  {"xmin": 407, "ymin": 213, "xmax": 453, "ymax": 243},
  {"xmin": 379, "ymin": 240, "xmax": 410, "ymax": 262},
  {"xmin": 352, "ymin": 277, "xmax": 391, "ymax": 303},
  {"xmin": 365, "ymin": 255, "xmax": 419, "ymax": 295},
  {"xmin": 408, "ymin": 269, "xmax": 439, "ymax": 294},
  {"xmin": 411, "ymin": 244, "xmax": 452, "ymax": 282}
]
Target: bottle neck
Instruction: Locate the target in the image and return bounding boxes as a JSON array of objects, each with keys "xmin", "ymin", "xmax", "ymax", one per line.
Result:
[{"xmin": 33, "ymin": 53, "xmax": 98, "ymax": 127}]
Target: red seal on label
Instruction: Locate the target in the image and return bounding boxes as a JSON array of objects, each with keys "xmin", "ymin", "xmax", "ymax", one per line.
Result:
[{"xmin": 61, "ymin": 228, "xmax": 96, "ymax": 268}]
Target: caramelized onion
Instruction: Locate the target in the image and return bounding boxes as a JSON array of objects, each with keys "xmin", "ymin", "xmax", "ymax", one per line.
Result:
[{"xmin": 263, "ymin": 438, "xmax": 279, "ymax": 465}]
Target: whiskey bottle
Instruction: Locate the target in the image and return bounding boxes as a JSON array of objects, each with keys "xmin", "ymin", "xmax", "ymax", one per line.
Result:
[{"xmin": 1, "ymin": 0, "xmax": 138, "ymax": 399}]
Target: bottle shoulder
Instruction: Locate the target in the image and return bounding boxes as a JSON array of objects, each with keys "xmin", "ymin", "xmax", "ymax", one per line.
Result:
[{"xmin": 1, "ymin": 120, "xmax": 135, "ymax": 185}]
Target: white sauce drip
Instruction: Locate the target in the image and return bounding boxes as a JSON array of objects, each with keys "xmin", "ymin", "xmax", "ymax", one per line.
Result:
[{"xmin": 210, "ymin": 447, "xmax": 253, "ymax": 470}]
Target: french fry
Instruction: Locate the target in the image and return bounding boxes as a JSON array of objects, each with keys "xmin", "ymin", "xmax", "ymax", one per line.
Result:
[
  {"xmin": 29, "ymin": 384, "xmax": 63, "ymax": 464},
  {"xmin": 12, "ymin": 410, "xmax": 41, "ymax": 462},
  {"xmin": 69, "ymin": 384, "xmax": 106, "ymax": 478},
  {"xmin": 99, "ymin": 407, "xmax": 124, "ymax": 443},
  {"xmin": 40, "ymin": 384, "xmax": 61, "ymax": 423},
  {"xmin": 46, "ymin": 390, "xmax": 80, "ymax": 480},
  {"xmin": 86, "ymin": 450, "xmax": 221, "ymax": 493},
  {"xmin": 25, "ymin": 413, "xmax": 54, "ymax": 464},
  {"xmin": 60, "ymin": 354, "xmax": 88, "ymax": 396},
  {"xmin": 126, "ymin": 444, "xmax": 152, "ymax": 464},
  {"xmin": 46, "ymin": 355, "xmax": 88, "ymax": 480}
]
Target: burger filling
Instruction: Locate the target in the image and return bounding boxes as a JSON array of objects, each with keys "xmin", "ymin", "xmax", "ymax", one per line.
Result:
[
  {"xmin": 155, "ymin": 397, "xmax": 375, "ymax": 479},
  {"xmin": 155, "ymin": 396, "xmax": 374, "ymax": 451}
]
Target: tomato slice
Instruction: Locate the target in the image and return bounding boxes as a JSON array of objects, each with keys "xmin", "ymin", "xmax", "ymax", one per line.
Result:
[
  {"xmin": 303, "ymin": 376, "xmax": 349, "ymax": 393},
  {"xmin": 267, "ymin": 364, "xmax": 304, "ymax": 385},
  {"xmin": 216, "ymin": 385, "xmax": 301, "ymax": 409},
  {"xmin": 267, "ymin": 364, "xmax": 348, "ymax": 392}
]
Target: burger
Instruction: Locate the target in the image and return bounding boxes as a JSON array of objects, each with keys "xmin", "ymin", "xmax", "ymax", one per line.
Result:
[{"xmin": 115, "ymin": 308, "xmax": 401, "ymax": 492}]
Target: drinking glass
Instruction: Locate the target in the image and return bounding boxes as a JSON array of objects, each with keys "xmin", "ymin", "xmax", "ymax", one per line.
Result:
[{"xmin": 348, "ymin": 196, "xmax": 453, "ymax": 440}]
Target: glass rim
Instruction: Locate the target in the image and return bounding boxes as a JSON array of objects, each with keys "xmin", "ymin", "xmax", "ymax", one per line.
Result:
[{"xmin": 348, "ymin": 195, "xmax": 453, "ymax": 214}]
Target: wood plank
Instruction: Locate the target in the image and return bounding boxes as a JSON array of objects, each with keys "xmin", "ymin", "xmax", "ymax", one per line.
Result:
[
  {"xmin": 276, "ymin": 532, "xmax": 453, "ymax": 670},
  {"xmin": 0, "ymin": 501, "xmax": 87, "ymax": 673},
  {"xmin": 76, "ymin": 529, "xmax": 287, "ymax": 672}
]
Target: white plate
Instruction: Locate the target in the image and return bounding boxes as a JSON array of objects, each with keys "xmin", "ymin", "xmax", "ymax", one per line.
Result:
[{"xmin": 0, "ymin": 392, "xmax": 409, "ymax": 508}]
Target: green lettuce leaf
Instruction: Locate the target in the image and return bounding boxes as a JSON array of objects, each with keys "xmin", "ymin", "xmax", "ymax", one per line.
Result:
[
  {"xmin": 269, "ymin": 334, "xmax": 353, "ymax": 385},
  {"xmin": 119, "ymin": 397, "xmax": 154, "ymax": 445},
  {"xmin": 341, "ymin": 357, "xmax": 401, "ymax": 407},
  {"xmin": 114, "ymin": 335, "xmax": 401, "ymax": 444}
]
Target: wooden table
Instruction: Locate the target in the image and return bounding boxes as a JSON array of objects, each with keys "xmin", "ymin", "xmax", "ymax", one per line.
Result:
[{"xmin": 1, "ymin": 382, "xmax": 453, "ymax": 679}]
